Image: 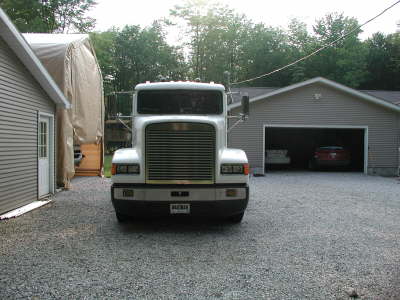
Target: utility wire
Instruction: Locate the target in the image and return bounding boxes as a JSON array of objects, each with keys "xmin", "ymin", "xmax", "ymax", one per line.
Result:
[{"xmin": 232, "ymin": 0, "xmax": 400, "ymax": 86}]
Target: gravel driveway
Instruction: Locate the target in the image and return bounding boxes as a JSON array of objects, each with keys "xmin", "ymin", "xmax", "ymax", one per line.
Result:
[{"xmin": 1, "ymin": 172, "xmax": 400, "ymax": 299}]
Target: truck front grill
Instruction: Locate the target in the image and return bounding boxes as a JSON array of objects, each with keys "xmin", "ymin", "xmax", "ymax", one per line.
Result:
[{"xmin": 146, "ymin": 122, "xmax": 215, "ymax": 183}]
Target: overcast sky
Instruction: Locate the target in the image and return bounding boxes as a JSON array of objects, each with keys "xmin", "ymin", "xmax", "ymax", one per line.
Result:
[{"xmin": 92, "ymin": 0, "xmax": 400, "ymax": 42}]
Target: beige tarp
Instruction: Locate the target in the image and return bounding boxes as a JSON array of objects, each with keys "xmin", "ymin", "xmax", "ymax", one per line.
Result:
[{"xmin": 23, "ymin": 34, "xmax": 104, "ymax": 188}]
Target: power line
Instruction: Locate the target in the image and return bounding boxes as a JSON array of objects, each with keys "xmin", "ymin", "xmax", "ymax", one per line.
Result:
[{"xmin": 232, "ymin": 0, "xmax": 400, "ymax": 86}]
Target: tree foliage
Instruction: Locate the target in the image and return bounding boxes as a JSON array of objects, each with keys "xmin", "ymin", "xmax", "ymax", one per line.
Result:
[
  {"xmin": 168, "ymin": 4, "xmax": 385, "ymax": 89},
  {"xmin": 0, "ymin": 0, "xmax": 96, "ymax": 33},
  {"xmin": 4, "ymin": 0, "xmax": 399, "ymax": 91},
  {"xmin": 92, "ymin": 23, "xmax": 186, "ymax": 93},
  {"xmin": 170, "ymin": 0, "xmax": 250, "ymax": 83},
  {"xmin": 361, "ymin": 32, "xmax": 400, "ymax": 90}
]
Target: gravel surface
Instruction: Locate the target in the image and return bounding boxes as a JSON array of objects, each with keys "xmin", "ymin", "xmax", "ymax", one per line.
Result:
[{"xmin": 1, "ymin": 172, "xmax": 400, "ymax": 299}]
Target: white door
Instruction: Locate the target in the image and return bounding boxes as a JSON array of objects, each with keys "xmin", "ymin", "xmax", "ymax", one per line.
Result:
[{"xmin": 38, "ymin": 117, "xmax": 50, "ymax": 197}]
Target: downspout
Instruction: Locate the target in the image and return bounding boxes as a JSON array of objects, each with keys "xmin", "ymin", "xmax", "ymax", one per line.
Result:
[
  {"xmin": 397, "ymin": 115, "xmax": 400, "ymax": 177},
  {"xmin": 398, "ymin": 114, "xmax": 400, "ymax": 177},
  {"xmin": 398, "ymin": 147, "xmax": 400, "ymax": 177}
]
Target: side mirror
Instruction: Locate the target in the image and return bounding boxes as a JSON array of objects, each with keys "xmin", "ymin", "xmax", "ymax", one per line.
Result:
[{"xmin": 241, "ymin": 93, "xmax": 249, "ymax": 117}]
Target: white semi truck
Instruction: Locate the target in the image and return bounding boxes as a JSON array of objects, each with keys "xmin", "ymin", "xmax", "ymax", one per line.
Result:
[{"xmin": 111, "ymin": 81, "xmax": 249, "ymax": 223}]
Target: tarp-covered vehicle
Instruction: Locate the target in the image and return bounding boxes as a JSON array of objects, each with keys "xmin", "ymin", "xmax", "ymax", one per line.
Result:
[{"xmin": 24, "ymin": 34, "xmax": 104, "ymax": 188}]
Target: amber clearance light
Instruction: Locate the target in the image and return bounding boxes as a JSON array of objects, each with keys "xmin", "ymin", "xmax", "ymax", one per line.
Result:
[{"xmin": 243, "ymin": 163, "xmax": 249, "ymax": 175}]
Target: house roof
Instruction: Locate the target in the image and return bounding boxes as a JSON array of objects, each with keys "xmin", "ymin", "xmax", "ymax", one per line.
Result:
[
  {"xmin": 360, "ymin": 90, "xmax": 400, "ymax": 106},
  {"xmin": 0, "ymin": 8, "xmax": 70, "ymax": 109},
  {"xmin": 229, "ymin": 77, "xmax": 400, "ymax": 113}
]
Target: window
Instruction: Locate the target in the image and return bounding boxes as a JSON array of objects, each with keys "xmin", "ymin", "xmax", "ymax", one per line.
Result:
[
  {"xmin": 39, "ymin": 121, "xmax": 47, "ymax": 158},
  {"xmin": 137, "ymin": 90, "xmax": 223, "ymax": 115}
]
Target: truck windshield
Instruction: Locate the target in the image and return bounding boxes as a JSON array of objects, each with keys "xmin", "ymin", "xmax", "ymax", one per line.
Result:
[{"xmin": 137, "ymin": 90, "xmax": 223, "ymax": 114}]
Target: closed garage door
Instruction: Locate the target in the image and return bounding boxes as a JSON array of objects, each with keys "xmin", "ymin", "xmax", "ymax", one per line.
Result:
[{"xmin": 264, "ymin": 126, "xmax": 366, "ymax": 172}]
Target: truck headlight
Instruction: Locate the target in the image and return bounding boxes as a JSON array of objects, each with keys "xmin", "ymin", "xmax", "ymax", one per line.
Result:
[
  {"xmin": 221, "ymin": 163, "xmax": 249, "ymax": 175},
  {"xmin": 112, "ymin": 164, "xmax": 140, "ymax": 175}
]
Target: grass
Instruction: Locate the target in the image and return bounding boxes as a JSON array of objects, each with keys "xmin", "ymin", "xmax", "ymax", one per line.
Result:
[{"xmin": 104, "ymin": 155, "xmax": 112, "ymax": 178}]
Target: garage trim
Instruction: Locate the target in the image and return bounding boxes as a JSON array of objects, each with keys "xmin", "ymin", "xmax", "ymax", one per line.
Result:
[{"xmin": 263, "ymin": 124, "xmax": 368, "ymax": 174}]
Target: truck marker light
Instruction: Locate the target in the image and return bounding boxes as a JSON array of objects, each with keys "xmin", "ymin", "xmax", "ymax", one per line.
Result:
[
  {"xmin": 123, "ymin": 189, "xmax": 134, "ymax": 197},
  {"xmin": 244, "ymin": 164, "xmax": 249, "ymax": 175},
  {"xmin": 226, "ymin": 189, "xmax": 237, "ymax": 197}
]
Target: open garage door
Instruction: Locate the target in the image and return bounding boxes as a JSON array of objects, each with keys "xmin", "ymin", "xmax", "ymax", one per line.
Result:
[{"xmin": 264, "ymin": 125, "xmax": 367, "ymax": 173}]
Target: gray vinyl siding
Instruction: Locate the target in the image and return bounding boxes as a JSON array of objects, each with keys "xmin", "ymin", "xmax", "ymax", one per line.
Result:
[
  {"xmin": 0, "ymin": 36, "xmax": 56, "ymax": 214},
  {"xmin": 228, "ymin": 83, "xmax": 400, "ymax": 174}
]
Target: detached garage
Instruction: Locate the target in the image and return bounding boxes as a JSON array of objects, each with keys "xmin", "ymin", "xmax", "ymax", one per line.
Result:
[
  {"xmin": 264, "ymin": 126, "xmax": 366, "ymax": 172},
  {"xmin": 229, "ymin": 77, "xmax": 400, "ymax": 176},
  {"xmin": 0, "ymin": 9, "xmax": 69, "ymax": 215}
]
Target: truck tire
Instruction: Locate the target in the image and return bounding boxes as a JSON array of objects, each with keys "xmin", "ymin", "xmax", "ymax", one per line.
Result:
[
  {"xmin": 228, "ymin": 212, "xmax": 244, "ymax": 223},
  {"xmin": 116, "ymin": 212, "xmax": 129, "ymax": 223}
]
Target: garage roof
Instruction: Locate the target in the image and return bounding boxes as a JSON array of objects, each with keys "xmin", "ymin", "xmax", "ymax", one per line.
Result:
[
  {"xmin": 0, "ymin": 8, "xmax": 70, "ymax": 109},
  {"xmin": 361, "ymin": 90, "xmax": 400, "ymax": 107},
  {"xmin": 229, "ymin": 77, "xmax": 400, "ymax": 113}
]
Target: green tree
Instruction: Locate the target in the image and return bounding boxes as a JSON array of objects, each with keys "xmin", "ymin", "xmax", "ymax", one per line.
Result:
[
  {"xmin": 0, "ymin": 0, "xmax": 96, "ymax": 33},
  {"xmin": 170, "ymin": 0, "xmax": 250, "ymax": 83},
  {"xmin": 286, "ymin": 19, "xmax": 316, "ymax": 83},
  {"xmin": 90, "ymin": 29, "xmax": 118, "ymax": 94},
  {"xmin": 361, "ymin": 32, "xmax": 400, "ymax": 90},
  {"xmin": 111, "ymin": 23, "xmax": 186, "ymax": 91},
  {"xmin": 297, "ymin": 13, "xmax": 368, "ymax": 88},
  {"xmin": 239, "ymin": 23, "xmax": 294, "ymax": 87},
  {"xmin": 386, "ymin": 33, "xmax": 400, "ymax": 89}
]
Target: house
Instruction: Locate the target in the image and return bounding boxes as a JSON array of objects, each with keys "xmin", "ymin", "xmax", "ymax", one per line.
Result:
[
  {"xmin": 229, "ymin": 77, "xmax": 400, "ymax": 176},
  {"xmin": 0, "ymin": 8, "xmax": 69, "ymax": 215}
]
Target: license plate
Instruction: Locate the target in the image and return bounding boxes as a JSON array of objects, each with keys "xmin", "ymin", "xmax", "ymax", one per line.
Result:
[
  {"xmin": 123, "ymin": 189, "xmax": 134, "ymax": 197},
  {"xmin": 170, "ymin": 203, "xmax": 190, "ymax": 214}
]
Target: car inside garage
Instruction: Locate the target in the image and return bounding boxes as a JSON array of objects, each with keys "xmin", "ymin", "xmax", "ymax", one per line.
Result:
[{"xmin": 264, "ymin": 126, "xmax": 365, "ymax": 172}]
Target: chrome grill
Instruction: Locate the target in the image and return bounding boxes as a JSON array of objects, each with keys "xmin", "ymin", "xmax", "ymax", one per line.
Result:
[{"xmin": 146, "ymin": 122, "xmax": 215, "ymax": 183}]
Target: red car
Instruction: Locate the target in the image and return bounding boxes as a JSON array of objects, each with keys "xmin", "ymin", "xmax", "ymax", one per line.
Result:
[{"xmin": 309, "ymin": 146, "xmax": 351, "ymax": 169}]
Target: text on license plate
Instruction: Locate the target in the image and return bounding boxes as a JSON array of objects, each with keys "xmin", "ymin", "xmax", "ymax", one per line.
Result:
[{"xmin": 170, "ymin": 203, "xmax": 190, "ymax": 214}]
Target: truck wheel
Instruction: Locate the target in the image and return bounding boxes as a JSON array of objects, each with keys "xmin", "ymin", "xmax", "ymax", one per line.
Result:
[
  {"xmin": 228, "ymin": 212, "xmax": 244, "ymax": 223},
  {"xmin": 116, "ymin": 212, "xmax": 129, "ymax": 223}
]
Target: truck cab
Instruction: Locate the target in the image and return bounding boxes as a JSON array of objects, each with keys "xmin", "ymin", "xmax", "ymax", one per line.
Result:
[{"xmin": 111, "ymin": 81, "xmax": 249, "ymax": 223}]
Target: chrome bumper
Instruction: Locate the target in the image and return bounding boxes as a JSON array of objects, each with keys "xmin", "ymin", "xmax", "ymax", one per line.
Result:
[{"xmin": 111, "ymin": 184, "xmax": 249, "ymax": 217}]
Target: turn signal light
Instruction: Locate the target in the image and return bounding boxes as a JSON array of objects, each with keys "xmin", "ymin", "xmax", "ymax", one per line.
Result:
[
  {"xmin": 244, "ymin": 163, "xmax": 249, "ymax": 175},
  {"xmin": 111, "ymin": 163, "xmax": 117, "ymax": 175},
  {"xmin": 226, "ymin": 189, "xmax": 237, "ymax": 197}
]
